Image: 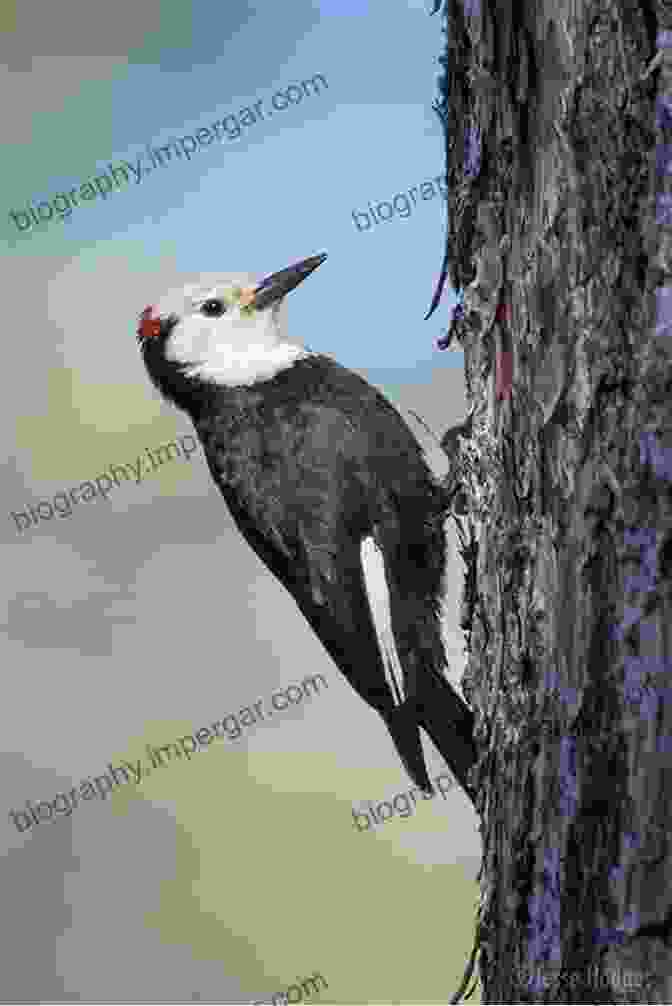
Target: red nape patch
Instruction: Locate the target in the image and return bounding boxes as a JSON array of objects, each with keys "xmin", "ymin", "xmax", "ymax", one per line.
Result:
[{"xmin": 137, "ymin": 306, "xmax": 162, "ymax": 339}]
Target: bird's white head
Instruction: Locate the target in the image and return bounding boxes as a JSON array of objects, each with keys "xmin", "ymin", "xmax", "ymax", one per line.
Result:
[{"xmin": 137, "ymin": 253, "xmax": 327, "ymax": 387}]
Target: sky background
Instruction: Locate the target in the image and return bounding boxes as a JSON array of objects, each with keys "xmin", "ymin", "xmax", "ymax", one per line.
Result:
[{"xmin": 0, "ymin": 1, "xmax": 479, "ymax": 1003}]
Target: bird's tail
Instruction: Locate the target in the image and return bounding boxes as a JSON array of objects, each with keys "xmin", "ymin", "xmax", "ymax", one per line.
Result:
[
  {"xmin": 383, "ymin": 671, "xmax": 477, "ymax": 803},
  {"xmin": 417, "ymin": 668, "xmax": 477, "ymax": 805},
  {"xmin": 383, "ymin": 700, "xmax": 434, "ymax": 793}
]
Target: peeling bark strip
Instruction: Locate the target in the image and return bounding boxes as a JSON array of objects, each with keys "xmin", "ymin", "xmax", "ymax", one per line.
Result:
[{"xmin": 429, "ymin": 0, "xmax": 671, "ymax": 1001}]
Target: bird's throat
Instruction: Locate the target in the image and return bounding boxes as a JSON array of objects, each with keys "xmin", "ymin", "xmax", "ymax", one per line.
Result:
[{"xmin": 177, "ymin": 341, "xmax": 310, "ymax": 388}]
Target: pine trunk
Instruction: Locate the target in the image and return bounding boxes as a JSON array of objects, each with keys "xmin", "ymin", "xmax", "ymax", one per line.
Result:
[{"xmin": 430, "ymin": 1, "xmax": 672, "ymax": 1002}]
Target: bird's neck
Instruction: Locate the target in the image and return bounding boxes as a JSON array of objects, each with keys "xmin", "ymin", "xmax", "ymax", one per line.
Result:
[{"xmin": 143, "ymin": 338, "xmax": 329, "ymax": 421}]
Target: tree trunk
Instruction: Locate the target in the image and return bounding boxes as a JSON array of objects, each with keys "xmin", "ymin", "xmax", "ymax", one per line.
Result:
[{"xmin": 430, "ymin": 1, "xmax": 672, "ymax": 1002}]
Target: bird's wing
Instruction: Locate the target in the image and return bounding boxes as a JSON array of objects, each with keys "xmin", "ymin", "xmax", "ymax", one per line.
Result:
[
  {"xmin": 200, "ymin": 387, "xmax": 434, "ymax": 714},
  {"xmin": 360, "ymin": 534, "xmax": 406, "ymax": 707}
]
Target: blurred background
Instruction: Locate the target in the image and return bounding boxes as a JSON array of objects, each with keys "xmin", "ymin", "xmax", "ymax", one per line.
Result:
[{"xmin": 0, "ymin": 1, "xmax": 480, "ymax": 1002}]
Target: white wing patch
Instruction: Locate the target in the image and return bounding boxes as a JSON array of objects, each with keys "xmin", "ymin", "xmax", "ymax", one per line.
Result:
[
  {"xmin": 360, "ymin": 535, "xmax": 405, "ymax": 707},
  {"xmin": 398, "ymin": 407, "xmax": 451, "ymax": 481}
]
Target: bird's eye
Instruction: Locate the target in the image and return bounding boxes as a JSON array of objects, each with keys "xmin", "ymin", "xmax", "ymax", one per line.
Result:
[{"xmin": 200, "ymin": 299, "xmax": 226, "ymax": 317}]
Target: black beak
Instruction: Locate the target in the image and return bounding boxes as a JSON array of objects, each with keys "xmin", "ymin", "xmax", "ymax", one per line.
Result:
[{"xmin": 251, "ymin": 253, "xmax": 327, "ymax": 310}]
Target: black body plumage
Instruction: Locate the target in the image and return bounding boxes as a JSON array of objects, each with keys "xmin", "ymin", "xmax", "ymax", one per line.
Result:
[{"xmin": 140, "ymin": 319, "xmax": 477, "ymax": 802}]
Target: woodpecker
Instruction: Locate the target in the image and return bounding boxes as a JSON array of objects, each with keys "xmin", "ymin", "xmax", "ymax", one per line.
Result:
[{"xmin": 136, "ymin": 253, "xmax": 477, "ymax": 802}]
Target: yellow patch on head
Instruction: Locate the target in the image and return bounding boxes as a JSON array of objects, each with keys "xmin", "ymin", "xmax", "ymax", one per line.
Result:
[{"xmin": 238, "ymin": 286, "xmax": 258, "ymax": 315}]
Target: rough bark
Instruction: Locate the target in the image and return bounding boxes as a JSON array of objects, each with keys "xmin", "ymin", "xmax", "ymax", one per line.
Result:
[{"xmin": 429, "ymin": 1, "xmax": 672, "ymax": 1002}]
